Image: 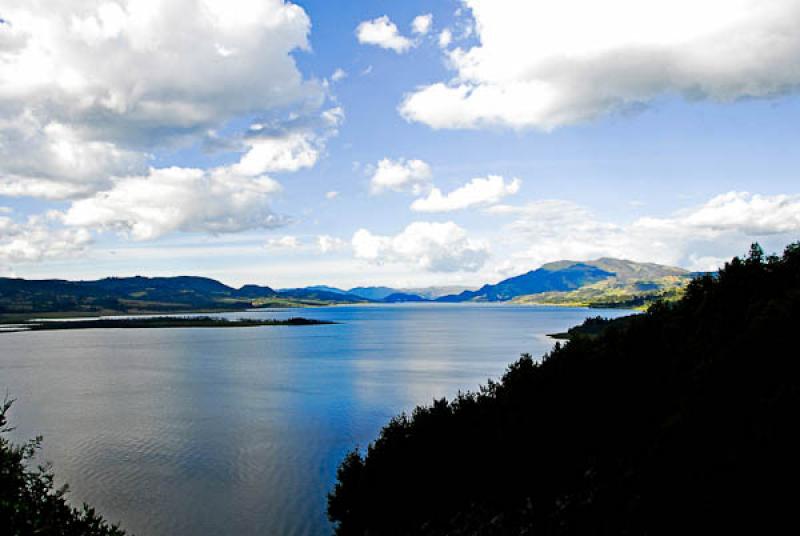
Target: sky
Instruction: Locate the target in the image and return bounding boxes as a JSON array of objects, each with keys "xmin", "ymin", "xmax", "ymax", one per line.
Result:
[{"xmin": 1, "ymin": 0, "xmax": 800, "ymax": 289}]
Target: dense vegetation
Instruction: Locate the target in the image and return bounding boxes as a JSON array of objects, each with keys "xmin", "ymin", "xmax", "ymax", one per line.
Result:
[
  {"xmin": 328, "ymin": 243, "xmax": 800, "ymax": 535},
  {"xmin": 514, "ymin": 275, "xmax": 689, "ymax": 309},
  {"xmin": 1, "ymin": 400, "xmax": 126, "ymax": 536}
]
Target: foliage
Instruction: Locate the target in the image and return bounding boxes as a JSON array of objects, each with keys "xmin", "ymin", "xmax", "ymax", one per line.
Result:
[
  {"xmin": 0, "ymin": 400, "xmax": 127, "ymax": 536},
  {"xmin": 514, "ymin": 274, "xmax": 690, "ymax": 309},
  {"xmin": 329, "ymin": 242, "xmax": 800, "ymax": 535}
]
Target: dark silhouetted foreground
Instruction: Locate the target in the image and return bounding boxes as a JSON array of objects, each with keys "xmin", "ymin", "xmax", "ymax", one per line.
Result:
[
  {"xmin": 1, "ymin": 400, "xmax": 126, "ymax": 535},
  {"xmin": 329, "ymin": 243, "xmax": 800, "ymax": 535}
]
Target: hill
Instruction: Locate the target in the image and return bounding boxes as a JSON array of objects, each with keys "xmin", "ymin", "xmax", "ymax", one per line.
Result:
[
  {"xmin": 328, "ymin": 243, "xmax": 800, "ymax": 535},
  {"xmin": 0, "ymin": 275, "xmax": 369, "ymax": 319},
  {"xmin": 514, "ymin": 274, "xmax": 689, "ymax": 308},
  {"xmin": 436, "ymin": 262, "xmax": 616, "ymax": 302},
  {"xmin": 437, "ymin": 258, "xmax": 690, "ymax": 305},
  {"xmin": 287, "ymin": 286, "xmax": 475, "ymax": 302}
]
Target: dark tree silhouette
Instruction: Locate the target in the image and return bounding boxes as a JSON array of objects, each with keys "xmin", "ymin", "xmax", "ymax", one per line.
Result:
[{"xmin": 329, "ymin": 242, "xmax": 800, "ymax": 535}]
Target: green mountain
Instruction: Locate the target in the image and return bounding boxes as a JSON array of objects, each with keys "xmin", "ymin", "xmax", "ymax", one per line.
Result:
[
  {"xmin": 328, "ymin": 243, "xmax": 800, "ymax": 535},
  {"xmin": 436, "ymin": 262, "xmax": 616, "ymax": 302},
  {"xmin": 437, "ymin": 258, "xmax": 690, "ymax": 305},
  {"xmin": 0, "ymin": 276, "xmax": 368, "ymax": 318}
]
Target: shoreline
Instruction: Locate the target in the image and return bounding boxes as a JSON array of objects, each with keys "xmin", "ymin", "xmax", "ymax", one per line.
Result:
[{"xmin": 0, "ymin": 316, "xmax": 336, "ymax": 334}]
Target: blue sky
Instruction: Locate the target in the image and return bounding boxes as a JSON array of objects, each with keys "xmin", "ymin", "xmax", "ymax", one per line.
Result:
[{"xmin": 1, "ymin": 0, "xmax": 800, "ymax": 288}]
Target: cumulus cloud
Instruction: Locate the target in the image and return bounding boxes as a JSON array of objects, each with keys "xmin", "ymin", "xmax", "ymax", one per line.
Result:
[
  {"xmin": 235, "ymin": 106, "xmax": 343, "ymax": 176},
  {"xmin": 679, "ymin": 192, "xmax": 800, "ymax": 235},
  {"xmin": 438, "ymin": 29, "xmax": 453, "ymax": 48},
  {"xmin": 352, "ymin": 221, "xmax": 489, "ymax": 272},
  {"xmin": 318, "ymin": 235, "xmax": 348, "ymax": 253},
  {"xmin": 400, "ymin": 0, "xmax": 800, "ymax": 130},
  {"xmin": 62, "ymin": 166, "xmax": 285, "ymax": 241},
  {"xmin": 234, "ymin": 132, "xmax": 320, "ymax": 176},
  {"xmin": 411, "ymin": 175, "xmax": 520, "ymax": 212},
  {"xmin": 0, "ymin": 0, "xmax": 320, "ymax": 197},
  {"xmin": 370, "ymin": 158, "xmax": 432, "ymax": 194},
  {"xmin": 0, "ymin": 215, "xmax": 91, "ymax": 264},
  {"xmin": 411, "ymin": 14, "xmax": 433, "ymax": 36},
  {"xmin": 493, "ymin": 192, "xmax": 800, "ymax": 272},
  {"xmin": 331, "ymin": 68, "xmax": 347, "ymax": 82},
  {"xmin": 356, "ymin": 15, "xmax": 414, "ymax": 53}
]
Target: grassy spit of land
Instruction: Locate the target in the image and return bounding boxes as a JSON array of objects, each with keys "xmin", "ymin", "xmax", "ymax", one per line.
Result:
[{"xmin": 0, "ymin": 316, "xmax": 335, "ymax": 333}]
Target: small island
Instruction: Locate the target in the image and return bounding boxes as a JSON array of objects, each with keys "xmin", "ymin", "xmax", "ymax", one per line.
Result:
[{"xmin": 0, "ymin": 316, "xmax": 335, "ymax": 333}]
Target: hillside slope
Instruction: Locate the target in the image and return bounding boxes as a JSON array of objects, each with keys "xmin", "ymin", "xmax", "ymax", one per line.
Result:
[
  {"xmin": 436, "ymin": 263, "xmax": 615, "ymax": 302},
  {"xmin": 328, "ymin": 243, "xmax": 800, "ymax": 535},
  {"xmin": 0, "ymin": 275, "xmax": 368, "ymax": 317},
  {"xmin": 437, "ymin": 258, "xmax": 688, "ymax": 303}
]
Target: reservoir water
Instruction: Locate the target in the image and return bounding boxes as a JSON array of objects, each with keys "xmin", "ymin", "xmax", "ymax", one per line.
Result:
[{"xmin": 0, "ymin": 304, "xmax": 634, "ymax": 535}]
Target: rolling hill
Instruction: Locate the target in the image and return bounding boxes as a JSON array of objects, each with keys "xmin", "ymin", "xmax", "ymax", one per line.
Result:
[
  {"xmin": 0, "ymin": 276, "xmax": 369, "ymax": 318},
  {"xmin": 436, "ymin": 258, "xmax": 691, "ymax": 306}
]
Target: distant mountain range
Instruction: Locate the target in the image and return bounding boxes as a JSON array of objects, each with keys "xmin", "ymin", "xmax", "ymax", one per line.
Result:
[
  {"xmin": 0, "ymin": 276, "xmax": 369, "ymax": 318},
  {"xmin": 0, "ymin": 258, "xmax": 695, "ymax": 319},
  {"xmin": 281, "ymin": 285, "xmax": 475, "ymax": 301},
  {"xmin": 436, "ymin": 258, "xmax": 692, "ymax": 307}
]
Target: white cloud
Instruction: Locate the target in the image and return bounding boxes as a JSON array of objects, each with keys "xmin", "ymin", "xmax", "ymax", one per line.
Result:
[
  {"xmin": 356, "ymin": 15, "xmax": 414, "ymax": 53},
  {"xmin": 0, "ymin": 0, "xmax": 320, "ymax": 197},
  {"xmin": 352, "ymin": 221, "xmax": 489, "ymax": 272},
  {"xmin": 318, "ymin": 234, "xmax": 348, "ymax": 253},
  {"xmin": 679, "ymin": 192, "xmax": 800, "ymax": 235},
  {"xmin": 411, "ymin": 175, "xmax": 520, "ymax": 212},
  {"xmin": 234, "ymin": 132, "xmax": 320, "ymax": 176},
  {"xmin": 370, "ymin": 158, "xmax": 432, "ymax": 194},
  {"xmin": 411, "ymin": 14, "xmax": 433, "ymax": 36},
  {"xmin": 438, "ymin": 28, "xmax": 453, "ymax": 48},
  {"xmin": 1, "ymin": 215, "xmax": 91, "ymax": 264},
  {"xmin": 236, "ymin": 106, "xmax": 343, "ymax": 176},
  {"xmin": 400, "ymin": 0, "xmax": 800, "ymax": 130},
  {"xmin": 62, "ymin": 166, "xmax": 285, "ymax": 241},
  {"xmin": 331, "ymin": 68, "xmax": 347, "ymax": 82},
  {"xmin": 265, "ymin": 235, "xmax": 300, "ymax": 249},
  {"xmin": 492, "ymin": 192, "xmax": 800, "ymax": 272},
  {"xmin": 325, "ymin": 191, "xmax": 339, "ymax": 200}
]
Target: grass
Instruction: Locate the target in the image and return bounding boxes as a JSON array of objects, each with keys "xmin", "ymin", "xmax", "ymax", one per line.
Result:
[{"xmin": 0, "ymin": 316, "xmax": 336, "ymax": 333}]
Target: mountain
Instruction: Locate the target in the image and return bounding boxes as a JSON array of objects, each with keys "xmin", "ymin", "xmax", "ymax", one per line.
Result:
[
  {"xmin": 276, "ymin": 288, "xmax": 370, "ymax": 303},
  {"xmin": 345, "ymin": 286, "xmax": 475, "ymax": 302},
  {"xmin": 540, "ymin": 257, "xmax": 687, "ymax": 280},
  {"xmin": 347, "ymin": 287, "xmax": 398, "ymax": 301},
  {"xmin": 436, "ymin": 262, "xmax": 616, "ymax": 302},
  {"xmin": 395, "ymin": 286, "xmax": 474, "ymax": 300},
  {"xmin": 436, "ymin": 258, "xmax": 689, "ymax": 303},
  {"xmin": 382, "ymin": 292, "xmax": 428, "ymax": 303},
  {"xmin": 328, "ymin": 243, "xmax": 800, "ymax": 535},
  {"xmin": 0, "ymin": 275, "xmax": 367, "ymax": 318},
  {"xmin": 284, "ymin": 285, "xmax": 348, "ymax": 295}
]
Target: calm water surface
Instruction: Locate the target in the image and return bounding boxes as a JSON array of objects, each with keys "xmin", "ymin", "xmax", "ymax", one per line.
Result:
[{"xmin": 0, "ymin": 304, "xmax": 633, "ymax": 535}]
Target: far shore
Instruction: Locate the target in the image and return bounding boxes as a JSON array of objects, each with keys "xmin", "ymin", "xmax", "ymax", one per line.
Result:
[{"xmin": 0, "ymin": 316, "xmax": 336, "ymax": 334}]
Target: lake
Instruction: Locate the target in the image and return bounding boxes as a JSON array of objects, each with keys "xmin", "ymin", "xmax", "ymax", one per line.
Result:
[{"xmin": 0, "ymin": 304, "xmax": 634, "ymax": 535}]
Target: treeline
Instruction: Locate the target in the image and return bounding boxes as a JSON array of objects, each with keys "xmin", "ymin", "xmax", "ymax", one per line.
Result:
[{"xmin": 328, "ymin": 243, "xmax": 800, "ymax": 535}]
